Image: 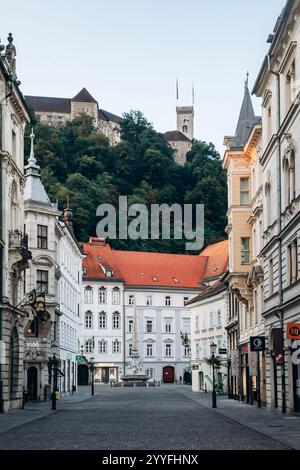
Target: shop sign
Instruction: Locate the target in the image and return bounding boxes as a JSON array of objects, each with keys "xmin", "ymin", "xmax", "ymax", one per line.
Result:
[
  {"xmin": 250, "ymin": 336, "xmax": 266, "ymax": 352},
  {"xmin": 231, "ymin": 350, "xmax": 239, "ymax": 376},
  {"xmin": 249, "ymin": 351, "xmax": 257, "ymax": 376},
  {"xmin": 287, "ymin": 323, "xmax": 300, "ymax": 340}
]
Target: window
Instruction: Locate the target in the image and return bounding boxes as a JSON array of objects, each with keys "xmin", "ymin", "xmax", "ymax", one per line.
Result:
[
  {"xmin": 195, "ymin": 316, "xmax": 199, "ymax": 331},
  {"xmin": 286, "ymin": 60, "xmax": 295, "ymax": 110},
  {"xmin": 128, "ymin": 343, "xmax": 132, "ymax": 356},
  {"xmin": 269, "ymin": 258, "xmax": 274, "ymax": 295},
  {"xmin": 99, "ymin": 339, "xmax": 107, "ymax": 353},
  {"xmin": 217, "ymin": 310, "xmax": 222, "ymax": 328},
  {"xmin": 37, "ymin": 269, "xmax": 48, "ymax": 293},
  {"xmin": 288, "ymin": 239, "xmax": 298, "ymax": 285},
  {"xmin": 85, "ymin": 340, "xmax": 94, "ymax": 353},
  {"xmin": 146, "ymin": 343, "xmax": 153, "ymax": 357},
  {"xmin": 99, "ymin": 312, "xmax": 107, "ymax": 329},
  {"xmin": 85, "ymin": 311, "xmax": 93, "ymax": 329},
  {"xmin": 112, "ymin": 287, "xmax": 120, "ymax": 305},
  {"xmin": 12, "ymin": 129, "xmax": 17, "ymax": 159},
  {"xmin": 128, "ymin": 294, "xmax": 135, "ymax": 305},
  {"xmin": 146, "ymin": 295, "xmax": 153, "ymax": 306},
  {"xmin": 165, "ymin": 343, "xmax": 172, "ymax": 357},
  {"xmin": 241, "ymin": 237, "xmax": 250, "ymax": 264},
  {"xmin": 165, "ymin": 320, "xmax": 172, "ymax": 333},
  {"xmin": 37, "ymin": 225, "xmax": 48, "ymax": 249},
  {"xmin": 84, "ymin": 286, "xmax": 93, "ymax": 304},
  {"xmin": 283, "ymin": 151, "xmax": 295, "ymax": 208},
  {"xmin": 240, "ymin": 178, "xmax": 250, "ymax": 205},
  {"xmin": 112, "ymin": 313, "xmax": 120, "ymax": 329},
  {"xmin": 128, "ymin": 319, "xmax": 133, "ymax": 332},
  {"xmin": 184, "ymin": 344, "xmax": 190, "ymax": 357},
  {"xmin": 98, "ymin": 287, "xmax": 107, "ymax": 304},
  {"xmin": 165, "ymin": 296, "xmax": 171, "ymax": 306},
  {"xmin": 182, "ymin": 319, "xmax": 190, "ymax": 333},
  {"xmin": 146, "ymin": 320, "xmax": 153, "ymax": 333},
  {"xmin": 112, "ymin": 339, "xmax": 121, "ymax": 353},
  {"xmin": 182, "ymin": 125, "xmax": 188, "ymax": 133},
  {"xmin": 145, "ymin": 368, "xmax": 154, "ymax": 379},
  {"xmin": 195, "ymin": 342, "xmax": 200, "ymax": 359}
]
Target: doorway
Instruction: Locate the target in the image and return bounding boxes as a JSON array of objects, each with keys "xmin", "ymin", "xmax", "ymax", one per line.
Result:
[
  {"xmin": 163, "ymin": 366, "xmax": 174, "ymax": 383},
  {"xmin": 78, "ymin": 364, "xmax": 89, "ymax": 385},
  {"xmin": 27, "ymin": 366, "xmax": 38, "ymax": 400},
  {"xmin": 293, "ymin": 363, "xmax": 300, "ymax": 412},
  {"xmin": 101, "ymin": 368, "xmax": 109, "ymax": 383}
]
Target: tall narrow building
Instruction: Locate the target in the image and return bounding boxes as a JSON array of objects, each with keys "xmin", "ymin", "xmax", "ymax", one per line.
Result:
[{"xmin": 164, "ymin": 105, "xmax": 194, "ymax": 166}]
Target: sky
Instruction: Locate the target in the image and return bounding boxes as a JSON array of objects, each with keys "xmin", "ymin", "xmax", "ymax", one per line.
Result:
[{"xmin": 2, "ymin": 0, "xmax": 285, "ymax": 154}]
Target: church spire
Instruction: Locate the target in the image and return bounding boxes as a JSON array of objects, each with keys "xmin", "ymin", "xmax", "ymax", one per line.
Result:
[{"xmin": 232, "ymin": 73, "xmax": 257, "ymax": 149}]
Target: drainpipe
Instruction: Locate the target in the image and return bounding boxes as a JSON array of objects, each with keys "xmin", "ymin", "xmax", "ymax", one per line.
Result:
[
  {"xmin": 0, "ymin": 103, "xmax": 4, "ymax": 412},
  {"xmin": 267, "ymin": 54, "xmax": 286, "ymax": 414}
]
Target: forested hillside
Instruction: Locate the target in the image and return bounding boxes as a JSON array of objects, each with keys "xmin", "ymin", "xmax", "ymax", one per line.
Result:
[{"xmin": 24, "ymin": 111, "xmax": 227, "ymax": 253}]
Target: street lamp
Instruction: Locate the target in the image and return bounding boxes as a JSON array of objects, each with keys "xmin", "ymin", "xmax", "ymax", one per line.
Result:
[
  {"xmin": 210, "ymin": 342, "xmax": 217, "ymax": 409},
  {"xmin": 49, "ymin": 354, "xmax": 59, "ymax": 410},
  {"xmin": 90, "ymin": 357, "xmax": 95, "ymax": 396}
]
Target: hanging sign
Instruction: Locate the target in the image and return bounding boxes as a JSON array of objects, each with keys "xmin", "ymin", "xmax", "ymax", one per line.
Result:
[
  {"xmin": 287, "ymin": 323, "xmax": 300, "ymax": 340},
  {"xmin": 250, "ymin": 336, "xmax": 266, "ymax": 352}
]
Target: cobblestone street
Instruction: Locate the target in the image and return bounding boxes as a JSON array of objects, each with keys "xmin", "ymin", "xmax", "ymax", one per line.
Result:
[{"xmin": 0, "ymin": 386, "xmax": 293, "ymax": 450}]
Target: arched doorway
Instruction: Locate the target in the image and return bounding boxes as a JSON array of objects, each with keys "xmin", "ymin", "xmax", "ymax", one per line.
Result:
[
  {"xmin": 27, "ymin": 367, "xmax": 38, "ymax": 400},
  {"xmin": 78, "ymin": 364, "xmax": 89, "ymax": 385},
  {"xmin": 163, "ymin": 366, "xmax": 174, "ymax": 383},
  {"xmin": 9, "ymin": 328, "xmax": 19, "ymax": 401}
]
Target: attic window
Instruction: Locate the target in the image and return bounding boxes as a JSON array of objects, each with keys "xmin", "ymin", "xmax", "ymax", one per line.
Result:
[
  {"xmin": 152, "ymin": 276, "xmax": 158, "ymax": 282},
  {"xmin": 106, "ymin": 269, "xmax": 113, "ymax": 277},
  {"xmin": 97, "ymin": 255, "xmax": 102, "ymax": 261},
  {"xmin": 173, "ymin": 277, "xmax": 179, "ymax": 283},
  {"xmin": 82, "ymin": 268, "xmax": 87, "ymax": 275}
]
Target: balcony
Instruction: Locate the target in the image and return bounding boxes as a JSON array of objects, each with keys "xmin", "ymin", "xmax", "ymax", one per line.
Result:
[{"xmin": 9, "ymin": 230, "xmax": 32, "ymax": 273}]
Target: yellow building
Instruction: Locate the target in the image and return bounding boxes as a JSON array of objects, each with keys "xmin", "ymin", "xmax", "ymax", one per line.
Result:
[{"xmin": 223, "ymin": 79, "xmax": 266, "ymax": 404}]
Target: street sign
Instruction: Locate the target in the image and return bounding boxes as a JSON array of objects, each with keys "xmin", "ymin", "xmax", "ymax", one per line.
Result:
[
  {"xmin": 219, "ymin": 348, "xmax": 227, "ymax": 355},
  {"xmin": 250, "ymin": 336, "xmax": 266, "ymax": 352},
  {"xmin": 75, "ymin": 355, "xmax": 82, "ymax": 362},
  {"xmin": 287, "ymin": 323, "xmax": 300, "ymax": 340}
]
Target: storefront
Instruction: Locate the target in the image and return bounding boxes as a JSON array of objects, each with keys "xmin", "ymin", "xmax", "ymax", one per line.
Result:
[{"xmin": 94, "ymin": 364, "xmax": 119, "ymax": 383}]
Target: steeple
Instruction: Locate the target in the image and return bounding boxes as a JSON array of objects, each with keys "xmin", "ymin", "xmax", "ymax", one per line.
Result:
[
  {"xmin": 231, "ymin": 73, "xmax": 258, "ymax": 149},
  {"xmin": 24, "ymin": 129, "xmax": 53, "ymax": 207}
]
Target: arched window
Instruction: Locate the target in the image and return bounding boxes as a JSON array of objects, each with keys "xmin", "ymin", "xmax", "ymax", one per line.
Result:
[
  {"xmin": 112, "ymin": 312, "xmax": 120, "ymax": 329},
  {"xmin": 99, "ymin": 339, "xmax": 107, "ymax": 353},
  {"xmin": 112, "ymin": 287, "xmax": 120, "ymax": 305},
  {"xmin": 84, "ymin": 311, "xmax": 93, "ymax": 329},
  {"xmin": 99, "ymin": 312, "xmax": 107, "ymax": 329},
  {"xmin": 182, "ymin": 125, "xmax": 188, "ymax": 134},
  {"xmin": 84, "ymin": 286, "xmax": 93, "ymax": 304},
  {"xmin": 98, "ymin": 286, "xmax": 107, "ymax": 304},
  {"xmin": 112, "ymin": 339, "xmax": 121, "ymax": 353}
]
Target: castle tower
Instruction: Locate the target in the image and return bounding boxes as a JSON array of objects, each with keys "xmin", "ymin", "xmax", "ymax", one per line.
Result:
[{"xmin": 176, "ymin": 106, "xmax": 194, "ymax": 141}]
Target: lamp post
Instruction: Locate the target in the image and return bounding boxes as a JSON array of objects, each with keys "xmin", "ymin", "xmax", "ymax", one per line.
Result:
[
  {"xmin": 49, "ymin": 354, "xmax": 59, "ymax": 411},
  {"xmin": 90, "ymin": 357, "xmax": 95, "ymax": 396},
  {"xmin": 210, "ymin": 342, "xmax": 217, "ymax": 409}
]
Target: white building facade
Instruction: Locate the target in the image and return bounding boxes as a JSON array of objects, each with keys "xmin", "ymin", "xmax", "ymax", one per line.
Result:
[{"xmin": 189, "ymin": 282, "xmax": 228, "ymax": 393}]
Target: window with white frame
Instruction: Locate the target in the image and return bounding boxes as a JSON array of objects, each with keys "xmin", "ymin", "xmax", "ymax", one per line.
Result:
[
  {"xmin": 269, "ymin": 257, "xmax": 274, "ymax": 295},
  {"xmin": 145, "ymin": 368, "xmax": 154, "ymax": 379},
  {"xmin": 146, "ymin": 319, "xmax": 153, "ymax": 333},
  {"xmin": 241, "ymin": 237, "xmax": 250, "ymax": 265},
  {"xmin": 37, "ymin": 269, "xmax": 48, "ymax": 294},
  {"xmin": 165, "ymin": 343, "xmax": 172, "ymax": 357},
  {"xmin": 165, "ymin": 296, "xmax": 171, "ymax": 306},
  {"xmin": 146, "ymin": 343, "xmax": 153, "ymax": 357},
  {"xmin": 128, "ymin": 294, "xmax": 135, "ymax": 305},
  {"xmin": 84, "ymin": 286, "xmax": 93, "ymax": 304},
  {"xmin": 112, "ymin": 287, "xmax": 120, "ymax": 305},
  {"xmin": 288, "ymin": 239, "xmax": 298, "ymax": 285},
  {"xmin": 85, "ymin": 340, "xmax": 94, "ymax": 353},
  {"xmin": 112, "ymin": 312, "xmax": 120, "ymax": 329},
  {"xmin": 217, "ymin": 310, "xmax": 222, "ymax": 327},
  {"xmin": 182, "ymin": 319, "xmax": 190, "ymax": 333},
  {"xmin": 128, "ymin": 343, "xmax": 132, "ymax": 356},
  {"xmin": 240, "ymin": 177, "xmax": 250, "ymax": 205},
  {"xmin": 195, "ymin": 342, "xmax": 200, "ymax": 359},
  {"xmin": 146, "ymin": 295, "xmax": 153, "ymax": 306},
  {"xmin": 98, "ymin": 339, "xmax": 107, "ymax": 353},
  {"xmin": 84, "ymin": 311, "xmax": 93, "ymax": 329},
  {"xmin": 184, "ymin": 344, "xmax": 190, "ymax": 357},
  {"xmin": 112, "ymin": 339, "xmax": 121, "ymax": 353},
  {"xmin": 99, "ymin": 312, "xmax": 107, "ymax": 329},
  {"xmin": 165, "ymin": 320, "xmax": 172, "ymax": 333},
  {"xmin": 98, "ymin": 287, "xmax": 107, "ymax": 304},
  {"xmin": 128, "ymin": 318, "xmax": 133, "ymax": 332}
]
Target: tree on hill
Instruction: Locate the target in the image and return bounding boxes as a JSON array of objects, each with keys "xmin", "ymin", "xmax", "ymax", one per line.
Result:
[{"xmin": 24, "ymin": 112, "xmax": 227, "ymax": 253}]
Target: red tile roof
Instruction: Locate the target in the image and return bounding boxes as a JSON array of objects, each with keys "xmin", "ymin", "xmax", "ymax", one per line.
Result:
[{"xmin": 82, "ymin": 239, "xmax": 228, "ymax": 289}]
